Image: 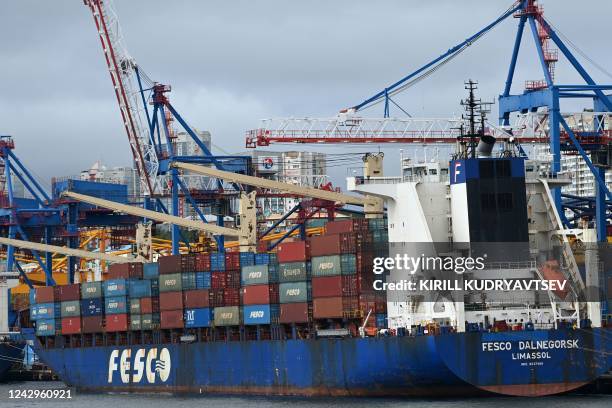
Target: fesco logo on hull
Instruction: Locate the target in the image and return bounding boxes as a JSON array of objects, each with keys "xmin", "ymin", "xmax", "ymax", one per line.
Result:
[{"xmin": 108, "ymin": 347, "xmax": 171, "ymax": 384}]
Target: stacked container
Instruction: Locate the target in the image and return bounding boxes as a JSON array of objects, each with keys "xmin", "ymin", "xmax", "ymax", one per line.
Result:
[{"xmin": 277, "ymin": 241, "xmax": 311, "ymax": 324}]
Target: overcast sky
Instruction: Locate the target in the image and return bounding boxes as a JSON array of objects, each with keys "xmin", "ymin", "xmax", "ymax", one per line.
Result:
[{"xmin": 1, "ymin": 0, "xmax": 611, "ymax": 188}]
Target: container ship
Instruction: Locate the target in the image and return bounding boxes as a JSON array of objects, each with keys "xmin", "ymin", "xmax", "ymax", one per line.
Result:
[{"xmin": 20, "ymin": 135, "xmax": 612, "ymax": 397}]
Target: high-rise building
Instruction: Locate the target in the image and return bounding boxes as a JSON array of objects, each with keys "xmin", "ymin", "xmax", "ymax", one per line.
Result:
[{"xmin": 560, "ymin": 155, "xmax": 612, "ymax": 197}]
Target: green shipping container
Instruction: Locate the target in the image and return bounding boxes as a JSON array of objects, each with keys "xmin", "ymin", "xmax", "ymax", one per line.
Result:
[
  {"xmin": 312, "ymin": 255, "xmax": 341, "ymax": 277},
  {"xmin": 130, "ymin": 298, "xmax": 141, "ymax": 314},
  {"xmin": 241, "ymin": 265, "xmax": 269, "ymax": 285},
  {"xmin": 159, "ymin": 273, "xmax": 182, "ymax": 292},
  {"xmin": 130, "ymin": 315, "xmax": 142, "ymax": 330},
  {"xmin": 80, "ymin": 281, "xmax": 103, "ymax": 299},
  {"xmin": 181, "ymin": 272, "xmax": 197, "ymax": 291},
  {"xmin": 214, "ymin": 306, "xmax": 240, "ymax": 326},
  {"xmin": 141, "ymin": 314, "xmax": 154, "ymax": 330},
  {"xmin": 60, "ymin": 300, "xmax": 80, "ymax": 317},
  {"xmin": 279, "ymin": 262, "xmax": 308, "ymax": 282},
  {"xmin": 279, "ymin": 282, "xmax": 309, "ymax": 303},
  {"xmin": 340, "ymin": 254, "xmax": 357, "ymax": 275}
]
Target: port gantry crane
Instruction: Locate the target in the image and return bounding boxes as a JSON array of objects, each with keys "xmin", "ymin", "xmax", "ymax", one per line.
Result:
[{"xmin": 245, "ymin": 0, "xmax": 612, "ymax": 241}]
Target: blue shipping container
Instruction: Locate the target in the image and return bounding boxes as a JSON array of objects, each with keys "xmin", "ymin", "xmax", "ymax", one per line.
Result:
[
  {"xmin": 184, "ymin": 308, "xmax": 213, "ymax": 328},
  {"xmin": 52, "ymin": 179, "xmax": 128, "ymax": 205},
  {"xmin": 195, "ymin": 272, "xmax": 211, "ymax": 289},
  {"xmin": 104, "ymin": 279, "xmax": 127, "ymax": 297},
  {"xmin": 376, "ymin": 314, "xmax": 387, "ymax": 328},
  {"xmin": 243, "ymin": 304, "xmax": 279, "ymax": 325},
  {"xmin": 210, "ymin": 253, "xmax": 225, "ymax": 271},
  {"xmin": 81, "ymin": 298, "xmax": 103, "ymax": 316},
  {"xmin": 239, "ymin": 252, "xmax": 255, "ymax": 266},
  {"xmin": 31, "ymin": 303, "xmax": 59, "ymax": 321},
  {"xmin": 150, "ymin": 278, "xmax": 160, "ymax": 296},
  {"xmin": 35, "ymin": 318, "xmax": 57, "ymax": 336},
  {"xmin": 105, "ymin": 296, "xmax": 128, "ymax": 314},
  {"xmin": 143, "ymin": 263, "xmax": 159, "ymax": 279},
  {"xmin": 254, "ymin": 253, "xmax": 270, "ymax": 265},
  {"xmin": 129, "ymin": 279, "xmax": 152, "ymax": 298},
  {"xmin": 29, "ymin": 289, "xmax": 36, "ymax": 305}
]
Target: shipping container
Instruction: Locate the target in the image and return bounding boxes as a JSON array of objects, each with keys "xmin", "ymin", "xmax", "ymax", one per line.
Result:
[
  {"xmin": 80, "ymin": 281, "xmax": 102, "ymax": 299},
  {"xmin": 313, "ymin": 297, "xmax": 343, "ymax": 319},
  {"xmin": 209, "ymin": 288, "xmax": 225, "ymax": 307},
  {"xmin": 129, "ymin": 298, "xmax": 141, "ymax": 314},
  {"xmin": 141, "ymin": 314, "xmax": 155, "ymax": 330},
  {"xmin": 278, "ymin": 262, "xmax": 308, "ymax": 282},
  {"xmin": 195, "ymin": 253, "xmax": 211, "ymax": 271},
  {"xmin": 159, "ymin": 273, "xmax": 182, "ymax": 292},
  {"xmin": 105, "ymin": 313, "xmax": 128, "ymax": 332},
  {"xmin": 312, "ymin": 276, "xmax": 343, "ymax": 298},
  {"xmin": 35, "ymin": 318, "xmax": 57, "ymax": 336},
  {"xmin": 61, "ymin": 317, "xmax": 81, "ymax": 335},
  {"xmin": 254, "ymin": 253, "xmax": 271, "ymax": 265},
  {"xmin": 159, "ymin": 255, "xmax": 181, "ymax": 274},
  {"xmin": 159, "ymin": 291, "xmax": 183, "ymax": 311},
  {"xmin": 108, "ymin": 262, "xmax": 143, "ymax": 279},
  {"xmin": 139, "ymin": 297, "xmax": 159, "ymax": 314},
  {"xmin": 210, "ymin": 253, "xmax": 226, "ymax": 271},
  {"xmin": 223, "ymin": 287, "xmax": 241, "ymax": 306},
  {"xmin": 243, "ymin": 304, "xmax": 279, "ymax": 325},
  {"xmin": 325, "ymin": 219, "xmax": 369, "ymax": 234},
  {"xmin": 195, "ymin": 272, "xmax": 211, "ymax": 289},
  {"xmin": 130, "ymin": 315, "xmax": 142, "ymax": 330},
  {"xmin": 279, "ymin": 282, "xmax": 309, "ymax": 303},
  {"xmin": 242, "ymin": 284, "xmax": 270, "ymax": 305},
  {"xmin": 225, "ymin": 252, "xmax": 240, "ymax": 271},
  {"xmin": 184, "ymin": 308, "xmax": 213, "ymax": 328},
  {"xmin": 211, "ymin": 272, "xmax": 227, "ymax": 289},
  {"xmin": 342, "ymin": 275, "xmax": 359, "ymax": 296},
  {"xmin": 368, "ymin": 218, "xmax": 388, "ymax": 230},
  {"xmin": 241, "ymin": 265, "xmax": 269, "ymax": 286},
  {"xmin": 150, "ymin": 278, "xmax": 160, "ymax": 296},
  {"xmin": 214, "ymin": 306, "xmax": 240, "ymax": 326},
  {"xmin": 183, "ymin": 289, "xmax": 210, "ymax": 309},
  {"xmin": 31, "ymin": 303, "xmax": 59, "ymax": 320},
  {"xmin": 312, "ymin": 255, "xmax": 341, "ymax": 277},
  {"xmin": 105, "ymin": 296, "xmax": 128, "ymax": 314},
  {"xmin": 277, "ymin": 241, "xmax": 309, "ymax": 262},
  {"xmin": 103, "ymin": 279, "xmax": 127, "ymax": 297},
  {"xmin": 180, "ymin": 254, "xmax": 197, "ymax": 272},
  {"xmin": 181, "ymin": 272, "xmax": 197, "ymax": 291},
  {"xmin": 129, "ymin": 279, "xmax": 152, "ymax": 298},
  {"xmin": 58, "ymin": 284, "xmax": 80, "ymax": 302},
  {"xmin": 226, "ymin": 270, "xmax": 241, "ymax": 288},
  {"xmin": 376, "ymin": 313, "xmax": 387, "ymax": 328},
  {"xmin": 143, "ymin": 262, "xmax": 159, "ymax": 279},
  {"xmin": 81, "ymin": 298, "xmax": 103, "ymax": 316},
  {"xmin": 279, "ymin": 302, "xmax": 310, "ymax": 323},
  {"xmin": 160, "ymin": 310, "xmax": 184, "ymax": 329},
  {"xmin": 60, "ymin": 300, "xmax": 81, "ymax": 317},
  {"xmin": 239, "ymin": 252, "xmax": 255, "ymax": 267},
  {"xmin": 269, "ymin": 284, "xmax": 280, "ymax": 304},
  {"xmin": 29, "ymin": 288, "xmax": 36, "ymax": 305},
  {"xmin": 81, "ymin": 315, "xmax": 103, "ymax": 333}
]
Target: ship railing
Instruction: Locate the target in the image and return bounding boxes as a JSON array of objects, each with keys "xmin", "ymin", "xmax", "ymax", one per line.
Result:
[
  {"xmin": 482, "ymin": 261, "xmax": 537, "ymax": 270},
  {"xmin": 353, "ymin": 176, "xmax": 403, "ymax": 185}
]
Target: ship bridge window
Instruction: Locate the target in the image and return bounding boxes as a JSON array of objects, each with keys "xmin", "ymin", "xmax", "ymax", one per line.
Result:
[
  {"xmin": 441, "ymin": 169, "xmax": 448, "ymax": 175},
  {"xmin": 496, "ymin": 160, "xmax": 511, "ymax": 177},
  {"xmin": 479, "ymin": 160, "xmax": 494, "ymax": 178},
  {"xmin": 429, "ymin": 169, "xmax": 438, "ymax": 175}
]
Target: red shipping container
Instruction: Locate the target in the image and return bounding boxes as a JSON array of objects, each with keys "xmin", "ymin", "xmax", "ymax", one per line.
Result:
[
  {"xmin": 211, "ymin": 272, "xmax": 227, "ymax": 289},
  {"xmin": 342, "ymin": 275, "xmax": 358, "ymax": 296},
  {"xmin": 226, "ymin": 270, "xmax": 241, "ymax": 288},
  {"xmin": 106, "ymin": 314, "xmax": 128, "ymax": 332},
  {"xmin": 108, "ymin": 263, "xmax": 129, "ymax": 279},
  {"xmin": 325, "ymin": 219, "xmax": 368, "ymax": 234},
  {"xmin": 195, "ymin": 253, "xmax": 211, "ymax": 271},
  {"xmin": 59, "ymin": 284, "xmax": 80, "ymax": 302},
  {"xmin": 313, "ymin": 297, "xmax": 343, "ymax": 318},
  {"xmin": 35, "ymin": 287, "xmax": 55, "ymax": 303},
  {"xmin": 210, "ymin": 288, "xmax": 225, "ymax": 307},
  {"xmin": 223, "ymin": 287, "xmax": 240, "ymax": 306},
  {"xmin": 53, "ymin": 286, "xmax": 62, "ymax": 301},
  {"xmin": 342, "ymin": 295, "xmax": 359, "ymax": 312},
  {"xmin": 159, "ymin": 291, "xmax": 183, "ymax": 311},
  {"xmin": 309, "ymin": 234, "xmax": 356, "ymax": 256},
  {"xmin": 140, "ymin": 297, "xmax": 159, "ymax": 314},
  {"xmin": 160, "ymin": 310, "xmax": 184, "ymax": 329},
  {"xmin": 312, "ymin": 276, "xmax": 342, "ymax": 298},
  {"xmin": 183, "ymin": 289, "xmax": 210, "ymax": 308},
  {"xmin": 269, "ymin": 284, "xmax": 280, "ymax": 304},
  {"xmin": 82, "ymin": 315, "xmax": 103, "ymax": 333},
  {"xmin": 224, "ymin": 252, "xmax": 240, "ymax": 271},
  {"xmin": 242, "ymin": 284, "xmax": 270, "ymax": 305},
  {"xmin": 159, "ymin": 255, "xmax": 182, "ymax": 274},
  {"xmin": 280, "ymin": 302, "xmax": 310, "ymax": 323},
  {"xmin": 61, "ymin": 317, "xmax": 81, "ymax": 335},
  {"xmin": 277, "ymin": 241, "xmax": 310, "ymax": 262}
]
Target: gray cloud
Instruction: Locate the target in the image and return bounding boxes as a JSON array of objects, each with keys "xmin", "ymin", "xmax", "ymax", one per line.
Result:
[{"xmin": 1, "ymin": 0, "xmax": 610, "ymax": 186}]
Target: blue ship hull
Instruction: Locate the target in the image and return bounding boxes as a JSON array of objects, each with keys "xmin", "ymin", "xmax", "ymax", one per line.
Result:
[
  {"xmin": 0, "ymin": 342, "xmax": 23, "ymax": 381},
  {"xmin": 22, "ymin": 328, "xmax": 611, "ymax": 397}
]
